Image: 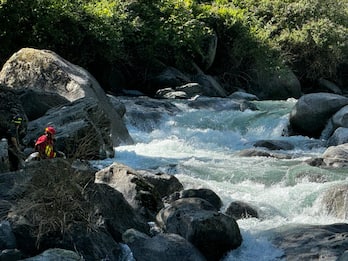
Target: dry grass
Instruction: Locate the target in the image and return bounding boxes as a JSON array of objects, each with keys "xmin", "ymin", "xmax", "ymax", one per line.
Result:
[
  {"xmin": 10, "ymin": 161, "xmax": 96, "ymax": 247},
  {"xmin": 65, "ymin": 127, "xmax": 101, "ymax": 160}
]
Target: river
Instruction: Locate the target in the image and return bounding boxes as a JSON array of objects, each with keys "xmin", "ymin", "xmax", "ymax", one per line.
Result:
[{"xmin": 93, "ymin": 96, "xmax": 347, "ymax": 260}]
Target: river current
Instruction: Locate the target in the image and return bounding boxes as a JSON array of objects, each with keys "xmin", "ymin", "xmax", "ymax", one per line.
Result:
[{"xmin": 93, "ymin": 97, "xmax": 347, "ymax": 260}]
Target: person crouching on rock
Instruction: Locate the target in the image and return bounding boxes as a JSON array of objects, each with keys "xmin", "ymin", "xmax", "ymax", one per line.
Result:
[{"xmin": 35, "ymin": 126, "xmax": 58, "ymax": 159}]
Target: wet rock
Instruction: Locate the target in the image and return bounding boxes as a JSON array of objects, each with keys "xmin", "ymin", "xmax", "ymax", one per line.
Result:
[
  {"xmin": 253, "ymin": 140, "xmax": 294, "ymax": 150},
  {"xmin": 225, "ymin": 201, "xmax": 259, "ymax": 220},
  {"xmin": 228, "ymin": 91, "xmax": 259, "ymax": 101},
  {"xmin": 121, "ymin": 96, "xmax": 181, "ymax": 132},
  {"xmin": 321, "ymin": 184, "xmax": 348, "ymax": 219},
  {"xmin": 265, "ymin": 223, "xmax": 348, "ymax": 260},
  {"xmin": 322, "ymin": 143, "xmax": 348, "ymax": 167},
  {"xmin": 156, "ymin": 198, "xmax": 242, "ymax": 261},
  {"xmin": 289, "ymin": 93, "xmax": 348, "ymax": 138}
]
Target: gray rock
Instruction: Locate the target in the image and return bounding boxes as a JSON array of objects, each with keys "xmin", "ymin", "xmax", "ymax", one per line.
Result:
[
  {"xmin": 156, "ymin": 198, "xmax": 242, "ymax": 261},
  {"xmin": 225, "ymin": 201, "xmax": 259, "ymax": 220},
  {"xmin": 264, "ymin": 223, "xmax": 348, "ymax": 261},
  {"xmin": 22, "ymin": 248, "xmax": 82, "ymax": 260},
  {"xmin": 0, "ymin": 138, "xmax": 9, "ymax": 173},
  {"xmin": 175, "ymin": 83, "xmax": 203, "ymax": 98},
  {"xmin": 327, "ymin": 127, "xmax": 348, "ymax": 146},
  {"xmin": 149, "ymin": 67, "xmax": 190, "ymax": 90},
  {"xmin": 289, "ymin": 93, "xmax": 348, "ymax": 138},
  {"xmin": 318, "ymin": 78, "xmax": 342, "ymax": 94},
  {"xmin": 0, "ymin": 48, "xmax": 133, "ymax": 146},
  {"xmin": 322, "ymin": 143, "xmax": 348, "ymax": 167},
  {"xmin": 228, "ymin": 91, "xmax": 259, "ymax": 101},
  {"xmin": 171, "ymin": 188, "xmax": 223, "ymax": 211},
  {"xmin": 0, "ymin": 221, "xmax": 16, "ymax": 249},
  {"xmin": 252, "ymin": 67, "xmax": 301, "ymax": 100},
  {"xmin": 23, "ymin": 98, "xmax": 115, "ymax": 160},
  {"xmin": 121, "ymin": 96, "xmax": 180, "ymax": 132},
  {"xmin": 338, "ymin": 250, "xmax": 348, "ymax": 261},
  {"xmin": 123, "ymin": 229, "xmax": 206, "ymax": 261},
  {"xmin": 137, "ymin": 170, "xmax": 184, "ymax": 198},
  {"xmin": 0, "ymin": 249, "xmax": 23, "ymax": 260},
  {"xmin": 321, "ymin": 184, "xmax": 348, "ymax": 219},
  {"xmin": 95, "ymin": 163, "xmax": 164, "ymax": 221},
  {"xmin": 7, "ymin": 159, "xmax": 148, "ymax": 260},
  {"xmin": 253, "ymin": 140, "xmax": 294, "ymax": 150},
  {"xmin": 191, "ymin": 73, "xmax": 227, "ymax": 97}
]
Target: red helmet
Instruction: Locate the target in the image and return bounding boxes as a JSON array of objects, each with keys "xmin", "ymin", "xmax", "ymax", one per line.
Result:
[{"xmin": 45, "ymin": 126, "xmax": 56, "ymax": 135}]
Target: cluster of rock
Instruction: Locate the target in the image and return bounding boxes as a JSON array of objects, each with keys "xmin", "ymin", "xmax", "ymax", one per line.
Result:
[
  {"xmin": 289, "ymin": 93, "xmax": 348, "ymax": 168},
  {"xmin": 0, "ymin": 159, "xmax": 243, "ymax": 260},
  {"xmin": 0, "ymin": 48, "xmax": 133, "ymax": 166}
]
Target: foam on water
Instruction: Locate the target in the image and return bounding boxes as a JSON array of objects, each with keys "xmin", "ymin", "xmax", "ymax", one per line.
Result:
[{"xmin": 93, "ymin": 98, "xmax": 348, "ymax": 260}]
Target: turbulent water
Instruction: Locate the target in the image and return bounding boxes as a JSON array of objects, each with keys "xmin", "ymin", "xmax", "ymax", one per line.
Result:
[{"xmin": 94, "ymin": 97, "xmax": 348, "ymax": 260}]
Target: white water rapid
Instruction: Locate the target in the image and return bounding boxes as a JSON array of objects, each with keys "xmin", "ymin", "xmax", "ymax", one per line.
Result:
[{"xmin": 93, "ymin": 97, "xmax": 348, "ymax": 260}]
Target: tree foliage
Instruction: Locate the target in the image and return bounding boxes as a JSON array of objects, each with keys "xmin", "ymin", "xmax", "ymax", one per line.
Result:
[{"xmin": 0, "ymin": 0, "xmax": 346, "ymax": 91}]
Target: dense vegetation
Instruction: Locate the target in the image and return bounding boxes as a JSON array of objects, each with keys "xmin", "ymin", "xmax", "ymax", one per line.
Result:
[{"xmin": 0, "ymin": 0, "xmax": 347, "ymax": 94}]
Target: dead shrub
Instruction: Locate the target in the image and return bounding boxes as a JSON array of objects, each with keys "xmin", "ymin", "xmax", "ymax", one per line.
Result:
[{"xmin": 10, "ymin": 160, "xmax": 96, "ymax": 248}]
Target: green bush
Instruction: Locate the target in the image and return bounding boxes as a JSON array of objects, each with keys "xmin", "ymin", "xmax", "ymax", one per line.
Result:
[
  {"xmin": 0, "ymin": 0, "xmax": 347, "ymax": 91},
  {"xmin": 236, "ymin": 0, "xmax": 348, "ymax": 81}
]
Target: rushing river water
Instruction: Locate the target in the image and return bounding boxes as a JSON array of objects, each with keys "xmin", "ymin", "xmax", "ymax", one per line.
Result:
[{"xmin": 94, "ymin": 97, "xmax": 347, "ymax": 260}]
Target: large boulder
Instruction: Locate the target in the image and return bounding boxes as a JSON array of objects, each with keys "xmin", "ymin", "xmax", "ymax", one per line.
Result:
[
  {"xmin": 166, "ymin": 188, "xmax": 222, "ymax": 211},
  {"xmin": 322, "ymin": 143, "xmax": 348, "ymax": 168},
  {"xmin": 0, "ymin": 48, "xmax": 133, "ymax": 146},
  {"xmin": 156, "ymin": 198, "xmax": 242, "ymax": 261},
  {"xmin": 137, "ymin": 170, "xmax": 184, "ymax": 198},
  {"xmin": 289, "ymin": 93, "xmax": 348, "ymax": 138},
  {"xmin": 123, "ymin": 229, "xmax": 206, "ymax": 261},
  {"xmin": 147, "ymin": 67, "xmax": 191, "ymax": 95},
  {"xmin": 17, "ymin": 89, "xmax": 69, "ymax": 121},
  {"xmin": 191, "ymin": 73, "xmax": 227, "ymax": 97},
  {"xmin": 0, "ymin": 48, "xmax": 98, "ymax": 102},
  {"xmin": 265, "ymin": 223, "xmax": 348, "ymax": 260},
  {"xmin": 251, "ymin": 67, "xmax": 301, "ymax": 100},
  {"xmin": 321, "ymin": 184, "xmax": 348, "ymax": 219},
  {"xmin": 327, "ymin": 127, "xmax": 348, "ymax": 146},
  {"xmin": 120, "ymin": 96, "xmax": 181, "ymax": 132},
  {"xmin": 225, "ymin": 200, "xmax": 259, "ymax": 220},
  {"xmin": 23, "ymin": 98, "xmax": 116, "ymax": 160},
  {"xmin": 95, "ymin": 163, "xmax": 164, "ymax": 221}
]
